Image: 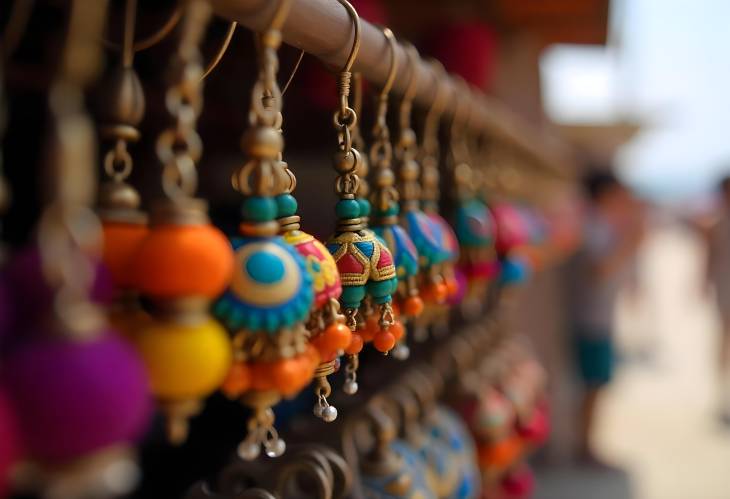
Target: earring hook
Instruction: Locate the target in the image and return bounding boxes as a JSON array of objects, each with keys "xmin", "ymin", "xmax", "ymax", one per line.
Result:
[
  {"xmin": 377, "ymin": 27, "xmax": 398, "ymax": 100},
  {"xmin": 336, "ymin": 0, "xmax": 361, "ymax": 74},
  {"xmin": 398, "ymin": 42, "xmax": 420, "ymax": 131}
]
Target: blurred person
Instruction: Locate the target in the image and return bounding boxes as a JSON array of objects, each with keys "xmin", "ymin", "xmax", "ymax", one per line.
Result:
[
  {"xmin": 572, "ymin": 170, "xmax": 645, "ymax": 466},
  {"xmin": 706, "ymin": 175, "xmax": 730, "ymax": 425}
]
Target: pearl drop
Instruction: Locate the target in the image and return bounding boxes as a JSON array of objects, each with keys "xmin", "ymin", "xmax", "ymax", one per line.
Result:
[
  {"xmin": 393, "ymin": 344, "xmax": 410, "ymax": 360},
  {"xmin": 313, "ymin": 404, "xmax": 324, "ymax": 418},
  {"xmin": 265, "ymin": 438, "xmax": 286, "ymax": 458},
  {"xmin": 322, "ymin": 405, "xmax": 338, "ymax": 422},
  {"xmin": 237, "ymin": 441, "xmax": 260, "ymax": 461},
  {"xmin": 343, "ymin": 380, "xmax": 358, "ymax": 395}
]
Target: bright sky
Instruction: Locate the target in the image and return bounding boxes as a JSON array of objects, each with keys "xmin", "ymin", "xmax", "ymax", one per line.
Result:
[{"xmin": 541, "ymin": 0, "xmax": 730, "ymax": 201}]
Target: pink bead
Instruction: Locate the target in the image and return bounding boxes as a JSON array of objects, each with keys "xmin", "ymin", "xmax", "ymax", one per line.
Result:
[{"xmin": 3, "ymin": 330, "xmax": 151, "ymax": 462}]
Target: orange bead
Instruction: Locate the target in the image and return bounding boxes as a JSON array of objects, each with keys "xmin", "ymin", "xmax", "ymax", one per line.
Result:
[
  {"xmin": 402, "ymin": 296, "xmax": 424, "ymax": 318},
  {"xmin": 422, "ymin": 282, "xmax": 448, "ymax": 304},
  {"xmin": 359, "ymin": 316, "xmax": 379, "ymax": 342},
  {"xmin": 345, "ymin": 332, "xmax": 364, "ymax": 355},
  {"xmin": 102, "ymin": 221, "xmax": 148, "ymax": 289},
  {"xmin": 324, "ymin": 322, "xmax": 352, "ymax": 352},
  {"xmin": 373, "ymin": 330, "xmax": 396, "ymax": 353},
  {"xmin": 250, "ymin": 363, "xmax": 276, "ymax": 392},
  {"xmin": 133, "ymin": 223, "xmax": 234, "ymax": 299},
  {"xmin": 221, "ymin": 362, "xmax": 252, "ymax": 398},
  {"xmin": 389, "ymin": 321, "xmax": 405, "ymax": 342},
  {"xmin": 445, "ymin": 277, "xmax": 459, "ymax": 298},
  {"xmin": 391, "ymin": 301, "xmax": 400, "ymax": 317}
]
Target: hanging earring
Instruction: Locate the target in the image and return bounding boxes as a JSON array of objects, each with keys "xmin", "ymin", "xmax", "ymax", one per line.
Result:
[
  {"xmin": 97, "ymin": 0, "xmax": 150, "ymax": 335},
  {"xmin": 325, "ymin": 0, "xmax": 397, "ymax": 392},
  {"xmin": 411, "ymin": 62, "xmax": 460, "ymax": 340},
  {"xmin": 271, "ymin": 59, "xmax": 348, "ymax": 423},
  {"xmin": 130, "ymin": 1, "xmax": 234, "ymax": 444},
  {"xmin": 367, "ymin": 29, "xmax": 420, "ymax": 361},
  {"xmin": 213, "ymin": 0, "xmax": 318, "ymax": 459},
  {"xmin": 448, "ymin": 82, "xmax": 497, "ymax": 315},
  {"xmin": 3, "ymin": 1, "xmax": 150, "ymax": 494}
]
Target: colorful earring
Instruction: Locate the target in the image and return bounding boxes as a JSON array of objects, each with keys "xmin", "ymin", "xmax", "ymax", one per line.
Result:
[
  {"xmin": 96, "ymin": 0, "xmax": 150, "ymax": 335},
  {"xmin": 325, "ymin": 1, "xmax": 397, "ymax": 391},
  {"xmin": 449, "ymin": 82, "xmax": 496, "ymax": 313},
  {"xmin": 368, "ymin": 30, "xmax": 420, "ymax": 360},
  {"xmin": 410, "ymin": 62, "xmax": 461, "ymax": 338},
  {"xmin": 130, "ymin": 2, "xmax": 233, "ymax": 444},
  {"xmin": 271, "ymin": 66, "xmax": 348, "ymax": 423},
  {"xmin": 2, "ymin": 3, "xmax": 150, "ymax": 493},
  {"xmin": 213, "ymin": 0, "xmax": 318, "ymax": 459}
]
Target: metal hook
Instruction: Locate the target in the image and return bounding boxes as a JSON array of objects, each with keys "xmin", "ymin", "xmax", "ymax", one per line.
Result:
[
  {"xmin": 103, "ymin": 6, "xmax": 182, "ymax": 53},
  {"xmin": 398, "ymin": 42, "xmax": 420, "ymax": 130},
  {"xmin": 377, "ymin": 26, "xmax": 397, "ymax": 100},
  {"xmin": 336, "ymin": 0, "xmax": 361, "ymax": 74}
]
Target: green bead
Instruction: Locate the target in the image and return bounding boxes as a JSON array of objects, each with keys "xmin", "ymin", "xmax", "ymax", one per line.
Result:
[
  {"xmin": 367, "ymin": 279, "xmax": 392, "ymax": 300},
  {"xmin": 275, "ymin": 194, "xmax": 298, "ymax": 217},
  {"xmin": 335, "ymin": 199, "xmax": 360, "ymax": 219},
  {"xmin": 341, "ymin": 285, "xmax": 366, "ymax": 309},
  {"xmin": 357, "ymin": 198, "xmax": 371, "ymax": 217},
  {"xmin": 375, "ymin": 202, "xmax": 400, "ymax": 217},
  {"xmin": 242, "ymin": 196, "xmax": 277, "ymax": 222}
]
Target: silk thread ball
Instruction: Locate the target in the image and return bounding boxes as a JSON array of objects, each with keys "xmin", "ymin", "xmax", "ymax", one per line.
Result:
[{"xmin": 2, "ymin": 332, "xmax": 152, "ymax": 462}]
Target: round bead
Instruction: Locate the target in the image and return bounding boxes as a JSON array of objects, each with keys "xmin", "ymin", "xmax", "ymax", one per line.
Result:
[
  {"xmin": 238, "ymin": 441, "xmax": 261, "ymax": 461},
  {"xmin": 269, "ymin": 347, "xmax": 318, "ymax": 397},
  {"xmin": 241, "ymin": 125, "xmax": 283, "ymax": 160},
  {"xmin": 342, "ymin": 379, "xmax": 359, "ymax": 395},
  {"xmin": 373, "ymin": 330, "xmax": 396, "ymax": 353},
  {"xmin": 133, "ymin": 223, "xmax": 234, "ymax": 299},
  {"xmin": 402, "ymin": 296, "xmax": 424, "ymax": 318},
  {"xmin": 102, "ymin": 221, "xmax": 149, "ymax": 289},
  {"xmin": 221, "ymin": 362, "xmax": 252, "ymax": 398},
  {"xmin": 313, "ymin": 322, "xmax": 352, "ymax": 360},
  {"xmin": 367, "ymin": 279, "xmax": 393, "ymax": 300},
  {"xmin": 321, "ymin": 405, "xmax": 338, "ymax": 423},
  {"xmin": 340, "ymin": 285, "xmax": 366, "ymax": 310},
  {"xmin": 3, "ymin": 331, "xmax": 151, "ymax": 462},
  {"xmin": 357, "ymin": 198, "xmax": 371, "ymax": 218},
  {"xmin": 265, "ymin": 438, "xmax": 286, "ymax": 458},
  {"xmin": 392, "ymin": 343, "xmax": 410, "ymax": 360},
  {"xmin": 242, "ymin": 196, "xmax": 278, "ymax": 223},
  {"xmin": 360, "ymin": 316, "xmax": 379, "ymax": 342},
  {"xmin": 275, "ymin": 194, "xmax": 298, "ymax": 218},
  {"xmin": 335, "ymin": 199, "xmax": 360, "ymax": 219},
  {"xmin": 422, "ymin": 281, "xmax": 448, "ymax": 304},
  {"xmin": 135, "ymin": 318, "xmax": 231, "ymax": 400},
  {"xmin": 313, "ymin": 404, "xmax": 324, "ymax": 418},
  {"xmin": 332, "ymin": 150, "xmax": 358, "ymax": 174},
  {"xmin": 389, "ymin": 321, "xmax": 405, "ymax": 342},
  {"xmin": 344, "ymin": 332, "xmax": 364, "ymax": 355}
]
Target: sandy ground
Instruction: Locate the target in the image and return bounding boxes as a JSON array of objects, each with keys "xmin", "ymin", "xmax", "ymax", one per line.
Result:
[{"xmin": 536, "ymin": 224, "xmax": 730, "ymax": 499}]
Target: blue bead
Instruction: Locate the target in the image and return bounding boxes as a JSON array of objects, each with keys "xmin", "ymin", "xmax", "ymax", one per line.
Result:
[
  {"xmin": 246, "ymin": 251, "xmax": 285, "ymax": 284},
  {"xmin": 335, "ymin": 199, "xmax": 360, "ymax": 219},
  {"xmin": 275, "ymin": 194, "xmax": 298, "ymax": 217},
  {"xmin": 357, "ymin": 198, "xmax": 371, "ymax": 217},
  {"xmin": 242, "ymin": 196, "xmax": 278, "ymax": 222}
]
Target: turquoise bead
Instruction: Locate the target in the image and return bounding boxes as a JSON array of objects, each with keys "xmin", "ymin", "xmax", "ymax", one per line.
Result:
[
  {"xmin": 340, "ymin": 285, "xmax": 366, "ymax": 309},
  {"xmin": 335, "ymin": 199, "xmax": 361, "ymax": 219},
  {"xmin": 242, "ymin": 196, "xmax": 277, "ymax": 222},
  {"xmin": 367, "ymin": 279, "xmax": 392, "ymax": 300},
  {"xmin": 245, "ymin": 252, "xmax": 285, "ymax": 284},
  {"xmin": 357, "ymin": 198, "xmax": 371, "ymax": 217},
  {"xmin": 275, "ymin": 194, "xmax": 298, "ymax": 217}
]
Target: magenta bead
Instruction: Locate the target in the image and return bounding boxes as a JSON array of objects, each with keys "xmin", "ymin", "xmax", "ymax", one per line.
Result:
[
  {"xmin": 0, "ymin": 388, "xmax": 21, "ymax": 496},
  {"xmin": 517, "ymin": 401, "xmax": 550, "ymax": 445},
  {"xmin": 3, "ymin": 331, "xmax": 151, "ymax": 462},
  {"xmin": 492, "ymin": 204, "xmax": 529, "ymax": 256},
  {"xmin": 3, "ymin": 247, "xmax": 114, "ymax": 339}
]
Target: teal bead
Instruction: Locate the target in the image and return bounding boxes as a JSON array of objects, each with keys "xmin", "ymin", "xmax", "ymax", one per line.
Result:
[
  {"xmin": 242, "ymin": 196, "xmax": 277, "ymax": 222},
  {"xmin": 335, "ymin": 199, "xmax": 361, "ymax": 219},
  {"xmin": 367, "ymin": 279, "xmax": 393, "ymax": 300},
  {"xmin": 341, "ymin": 285, "xmax": 366, "ymax": 309},
  {"xmin": 357, "ymin": 198, "xmax": 371, "ymax": 217},
  {"xmin": 275, "ymin": 194, "xmax": 298, "ymax": 217}
]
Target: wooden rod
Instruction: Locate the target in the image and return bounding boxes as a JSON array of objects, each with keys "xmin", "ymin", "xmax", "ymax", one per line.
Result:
[{"xmin": 208, "ymin": 0, "xmax": 574, "ymax": 176}]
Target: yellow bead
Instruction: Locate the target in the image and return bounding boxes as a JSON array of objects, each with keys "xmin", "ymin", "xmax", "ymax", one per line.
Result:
[{"xmin": 135, "ymin": 318, "xmax": 232, "ymax": 400}]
